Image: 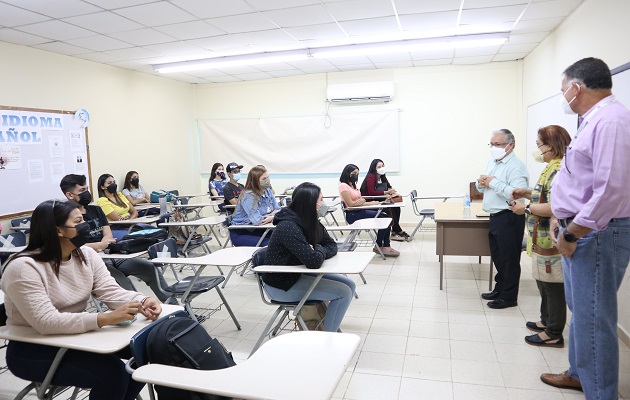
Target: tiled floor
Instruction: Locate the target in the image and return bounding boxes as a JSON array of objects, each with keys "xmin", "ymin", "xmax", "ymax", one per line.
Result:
[{"xmin": 1, "ymin": 228, "xmax": 628, "ymax": 400}]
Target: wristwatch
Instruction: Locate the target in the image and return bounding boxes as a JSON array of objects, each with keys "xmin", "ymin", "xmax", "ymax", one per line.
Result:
[
  {"xmin": 563, "ymin": 229, "xmax": 578, "ymax": 243},
  {"xmin": 524, "ymin": 204, "xmax": 531, "ymax": 215}
]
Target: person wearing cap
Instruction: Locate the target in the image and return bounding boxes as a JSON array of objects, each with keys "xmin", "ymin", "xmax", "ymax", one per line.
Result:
[{"xmin": 223, "ymin": 162, "xmax": 245, "ymax": 207}]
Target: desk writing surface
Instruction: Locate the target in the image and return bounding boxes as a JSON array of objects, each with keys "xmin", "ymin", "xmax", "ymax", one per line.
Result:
[
  {"xmin": 111, "ymin": 216, "xmax": 160, "ymax": 225},
  {"xmin": 159, "ymin": 216, "xmax": 224, "ymax": 227},
  {"xmin": 172, "ymin": 202, "xmax": 221, "ymax": 209},
  {"xmin": 326, "ymin": 217, "xmax": 392, "ymax": 231},
  {"xmin": 228, "ymin": 223, "xmax": 274, "ymax": 230},
  {"xmin": 254, "ymin": 251, "xmax": 373, "ymax": 275},
  {"xmin": 134, "ymin": 203, "xmax": 158, "ymax": 211},
  {"xmin": 99, "ymin": 250, "xmax": 147, "ymax": 260},
  {"xmin": 0, "ymin": 304, "xmax": 182, "ymax": 353},
  {"xmin": 347, "ymin": 200, "xmax": 406, "ymax": 210},
  {"xmin": 434, "ymin": 202, "xmax": 487, "ymax": 221},
  {"xmin": 152, "ymin": 246, "xmax": 258, "ymax": 266}
]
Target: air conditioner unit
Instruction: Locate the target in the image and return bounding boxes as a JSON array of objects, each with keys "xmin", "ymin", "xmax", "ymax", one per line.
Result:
[{"xmin": 326, "ymin": 81, "xmax": 395, "ymax": 103}]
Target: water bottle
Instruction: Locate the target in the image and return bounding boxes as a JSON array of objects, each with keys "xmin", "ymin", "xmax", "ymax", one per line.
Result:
[
  {"xmin": 159, "ymin": 194, "xmax": 167, "ymax": 216},
  {"xmin": 463, "ymin": 193, "xmax": 471, "ymax": 219}
]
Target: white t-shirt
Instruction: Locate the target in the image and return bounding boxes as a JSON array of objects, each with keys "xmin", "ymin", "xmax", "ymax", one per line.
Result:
[{"xmin": 122, "ymin": 185, "xmax": 147, "ymax": 200}]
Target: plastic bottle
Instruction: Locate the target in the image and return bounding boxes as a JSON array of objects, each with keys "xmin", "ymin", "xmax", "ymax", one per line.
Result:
[{"xmin": 463, "ymin": 193, "xmax": 471, "ymax": 219}]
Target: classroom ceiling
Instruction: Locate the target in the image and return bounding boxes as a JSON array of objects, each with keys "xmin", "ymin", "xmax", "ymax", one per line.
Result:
[{"xmin": 0, "ymin": 0, "xmax": 584, "ymax": 84}]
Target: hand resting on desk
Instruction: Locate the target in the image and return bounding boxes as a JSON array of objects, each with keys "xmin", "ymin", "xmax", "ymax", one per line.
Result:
[{"xmin": 96, "ymin": 297, "xmax": 161, "ymax": 327}]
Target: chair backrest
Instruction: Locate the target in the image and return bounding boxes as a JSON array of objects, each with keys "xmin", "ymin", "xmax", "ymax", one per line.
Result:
[
  {"xmin": 0, "ymin": 231, "xmax": 27, "ymax": 249},
  {"xmin": 147, "ymin": 238, "xmax": 178, "ymax": 260},
  {"xmin": 470, "ymin": 182, "xmax": 483, "ymax": 201},
  {"xmin": 10, "ymin": 217, "xmax": 31, "ymax": 234},
  {"xmin": 129, "ymin": 310, "xmax": 189, "ymax": 368},
  {"xmin": 409, "ymin": 190, "xmax": 421, "ymax": 215}
]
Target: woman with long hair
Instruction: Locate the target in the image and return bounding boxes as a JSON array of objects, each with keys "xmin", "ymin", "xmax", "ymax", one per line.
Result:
[
  {"xmin": 339, "ymin": 164, "xmax": 400, "ymax": 257},
  {"xmin": 121, "ymin": 170, "xmax": 150, "ymax": 205},
  {"xmin": 208, "ymin": 162, "xmax": 228, "ymax": 198},
  {"xmin": 229, "ymin": 165, "xmax": 280, "ymax": 246},
  {"xmin": 96, "ymin": 173, "xmax": 138, "ymax": 240},
  {"xmin": 510, "ymin": 125, "xmax": 571, "ymax": 347},
  {"xmin": 256, "ymin": 182, "xmax": 355, "ymax": 332},
  {"xmin": 0, "ymin": 200, "xmax": 161, "ymax": 400},
  {"xmin": 360, "ymin": 158, "xmax": 409, "ymax": 241}
]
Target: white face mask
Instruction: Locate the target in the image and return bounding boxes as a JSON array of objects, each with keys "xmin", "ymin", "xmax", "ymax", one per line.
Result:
[
  {"xmin": 560, "ymin": 84, "xmax": 579, "ymax": 115},
  {"xmin": 376, "ymin": 167, "xmax": 386, "ymax": 175},
  {"xmin": 317, "ymin": 203, "xmax": 328, "ymax": 218},
  {"xmin": 490, "ymin": 146, "xmax": 507, "ymax": 160},
  {"xmin": 531, "ymin": 147, "xmax": 545, "ymax": 163}
]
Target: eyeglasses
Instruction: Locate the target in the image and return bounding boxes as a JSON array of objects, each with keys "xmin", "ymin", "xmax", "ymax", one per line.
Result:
[{"xmin": 488, "ymin": 142, "xmax": 510, "ymax": 148}]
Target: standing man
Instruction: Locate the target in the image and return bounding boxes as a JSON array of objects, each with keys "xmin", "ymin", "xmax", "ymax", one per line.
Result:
[
  {"xmin": 477, "ymin": 129, "xmax": 529, "ymax": 309},
  {"xmin": 541, "ymin": 58, "xmax": 630, "ymax": 399}
]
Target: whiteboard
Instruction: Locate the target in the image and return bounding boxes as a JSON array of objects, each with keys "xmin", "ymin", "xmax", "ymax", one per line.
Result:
[
  {"xmin": 0, "ymin": 107, "xmax": 90, "ymax": 218},
  {"xmin": 198, "ymin": 109, "xmax": 400, "ymax": 175}
]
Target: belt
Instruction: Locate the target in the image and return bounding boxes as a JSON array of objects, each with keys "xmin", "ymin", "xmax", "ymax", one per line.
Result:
[
  {"xmin": 489, "ymin": 209, "xmax": 511, "ymax": 218},
  {"xmin": 558, "ymin": 217, "xmax": 574, "ymax": 228}
]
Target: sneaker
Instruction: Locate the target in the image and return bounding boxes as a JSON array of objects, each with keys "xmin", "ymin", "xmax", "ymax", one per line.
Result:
[
  {"xmin": 380, "ymin": 247, "xmax": 400, "ymax": 257},
  {"xmin": 390, "ymin": 233, "xmax": 405, "ymax": 242},
  {"xmin": 373, "ymin": 246, "xmax": 381, "ymax": 254},
  {"xmin": 400, "ymin": 231, "xmax": 411, "ymax": 241}
]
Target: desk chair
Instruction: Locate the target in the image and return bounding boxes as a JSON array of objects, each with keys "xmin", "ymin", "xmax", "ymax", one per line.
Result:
[
  {"xmin": 0, "ymin": 231, "xmax": 27, "ymax": 274},
  {"xmin": 250, "ymin": 272, "xmax": 325, "ymax": 357},
  {"xmin": 147, "ymin": 239, "xmax": 240, "ymax": 329},
  {"xmin": 321, "ymin": 200, "xmax": 342, "ymax": 240},
  {"xmin": 10, "ymin": 217, "xmax": 31, "ymax": 234},
  {"xmin": 126, "ymin": 310, "xmax": 189, "ymax": 400},
  {"xmin": 408, "ymin": 191, "xmax": 459, "ymax": 238}
]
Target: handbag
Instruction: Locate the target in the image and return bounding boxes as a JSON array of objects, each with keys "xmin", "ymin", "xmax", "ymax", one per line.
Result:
[
  {"xmin": 530, "ymin": 190, "xmax": 563, "ymax": 283},
  {"xmin": 390, "ymin": 195, "xmax": 403, "ymax": 203}
]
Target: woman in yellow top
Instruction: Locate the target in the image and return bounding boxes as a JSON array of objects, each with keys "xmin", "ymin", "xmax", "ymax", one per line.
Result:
[
  {"xmin": 509, "ymin": 125, "xmax": 571, "ymax": 348},
  {"xmin": 97, "ymin": 173, "xmax": 139, "ymax": 240}
]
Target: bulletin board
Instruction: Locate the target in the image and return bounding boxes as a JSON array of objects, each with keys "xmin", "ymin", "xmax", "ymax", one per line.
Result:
[{"xmin": 0, "ymin": 106, "xmax": 91, "ymax": 218}]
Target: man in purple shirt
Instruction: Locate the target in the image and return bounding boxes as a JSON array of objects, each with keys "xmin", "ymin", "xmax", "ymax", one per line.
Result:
[{"xmin": 540, "ymin": 58, "xmax": 630, "ymax": 400}]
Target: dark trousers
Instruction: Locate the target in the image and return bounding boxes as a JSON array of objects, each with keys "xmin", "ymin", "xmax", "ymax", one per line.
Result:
[
  {"xmin": 105, "ymin": 258, "xmax": 171, "ymax": 303},
  {"xmin": 389, "ymin": 207, "xmax": 403, "ymax": 233},
  {"xmin": 345, "ymin": 209, "xmax": 391, "ymax": 247},
  {"xmin": 6, "ymin": 341, "xmax": 144, "ymax": 400},
  {"xmin": 230, "ymin": 229, "xmax": 271, "ymax": 247},
  {"xmin": 536, "ymin": 279, "xmax": 566, "ymax": 339},
  {"xmin": 488, "ymin": 211, "xmax": 525, "ymax": 301}
]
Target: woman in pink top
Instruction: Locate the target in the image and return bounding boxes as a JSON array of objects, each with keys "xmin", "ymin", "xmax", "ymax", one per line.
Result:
[
  {"xmin": 0, "ymin": 200, "xmax": 162, "ymax": 400},
  {"xmin": 338, "ymin": 164, "xmax": 400, "ymax": 257}
]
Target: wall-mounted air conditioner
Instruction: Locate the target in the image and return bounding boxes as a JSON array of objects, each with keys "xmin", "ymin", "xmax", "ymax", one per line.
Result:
[{"xmin": 326, "ymin": 81, "xmax": 395, "ymax": 103}]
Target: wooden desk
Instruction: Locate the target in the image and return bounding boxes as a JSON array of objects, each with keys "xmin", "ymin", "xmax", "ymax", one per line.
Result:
[
  {"xmin": 159, "ymin": 215, "xmax": 225, "ymax": 253},
  {"xmin": 434, "ymin": 202, "xmax": 493, "ymax": 290},
  {"xmin": 132, "ymin": 331, "xmax": 360, "ymax": 400}
]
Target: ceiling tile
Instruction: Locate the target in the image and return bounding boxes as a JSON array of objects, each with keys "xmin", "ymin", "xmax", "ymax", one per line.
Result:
[
  {"xmin": 493, "ymin": 52, "xmax": 527, "ymax": 61},
  {"xmin": 367, "ymin": 53, "xmax": 411, "ymax": 63},
  {"xmin": 288, "ymin": 58, "xmax": 335, "ymax": 68},
  {"xmin": 373, "ymin": 61, "xmax": 414, "ymax": 68},
  {"xmin": 464, "ymin": 0, "xmax": 529, "ymax": 8},
  {"xmin": 283, "ymin": 23, "xmax": 347, "ymax": 41},
  {"xmin": 335, "ymin": 63, "xmax": 376, "ymax": 71},
  {"xmin": 250, "ymin": 62, "xmax": 295, "ymax": 72},
  {"xmin": 455, "ymin": 45, "xmax": 501, "ymax": 57},
  {"xmin": 410, "ymin": 48, "xmax": 454, "ymax": 60},
  {"xmin": 511, "ymin": 17, "xmax": 564, "ymax": 33},
  {"xmin": 17, "ymin": 20, "xmax": 95, "ymax": 41},
  {"xmin": 170, "ymin": 0, "xmax": 255, "ymax": 19},
  {"xmin": 204, "ymin": 75, "xmax": 242, "ymax": 83},
  {"xmin": 521, "ymin": 0, "xmax": 583, "ymax": 20},
  {"xmin": 83, "ymin": 0, "xmax": 157, "ymax": 10},
  {"xmin": 460, "ymin": 5, "xmax": 527, "ymax": 24},
  {"xmin": 399, "ymin": 11, "xmax": 459, "ymax": 33},
  {"xmin": 0, "ymin": 28, "xmax": 49, "ymax": 45},
  {"xmin": 0, "ymin": 3, "xmax": 50, "ymax": 27},
  {"xmin": 186, "ymin": 36, "xmax": 250, "ymax": 52},
  {"xmin": 394, "ymin": 0, "xmax": 462, "ymax": 14},
  {"xmin": 413, "ymin": 58, "xmax": 452, "ymax": 66},
  {"xmin": 142, "ymin": 41, "xmax": 211, "ymax": 58},
  {"xmin": 247, "ymin": 0, "xmax": 321, "ymax": 11},
  {"xmin": 263, "ymin": 5, "xmax": 336, "ymax": 28},
  {"xmin": 452, "ymin": 55, "xmax": 494, "ymax": 64},
  {"xmin": 0, "ymin": 0, "xmax": 101, "ymax": 19},
  {"xmin": 339, "ymin": 17, "xmax": 400, "ymax": 36},
  {"xmin": 497, "ymin": 42, "xmax": 537, "ymax": 54},
  {"xmin": 114, "ymin": 2, "xmax": 196, "ymax": 27},
  {"xmin": 154, "ymin": 21, "xmax": 223, "ymax": 40},
  {"xmin": 74, "ymin": 51, "xmax": 123, "ymax": 63},
  {"xmin": 299, "ymin": 65, "xmax": 340, "ymax": 73},
  {"xmin": 205, "ymin": 13, "xmax": 278, "ymax": 34},
  {"xmin": 507, "ymin": 31, "xmax": 550, "ymax": 45},
  {"xmin": 103, "ymin": 46, "xmax": 159, "ymax": 60},
  {"xmin": 62, "ymin": 11, "xmax": 142, "ymax": 34},
  {"xmin": 33, "ymin": 41, "xmax": 90, "ymax": 55},
  {"xmin": 66, "ymin": 35, "xmax": 132, "ymax": 51},
  {"xmin": 325, "ymin": 0, "xmax": 395, "ymax": 21},
  {"xmin": 213, "ymin": 65, "xmax": 260, "ymax": 74},
  {"xmin": 229, "ymin": 29, "xmax": 301, "ymax": 48},
  {"xmin": 186, "ymin": 69, "xmax": 229, "ymax": 78},
  {"xmin": 234, "ymin": 72, "xmax": 275, "ymax": 81},
  {"xmin": 326, "ymin": 55, "xmax": 373, "ymax": 65},
  {"xmin": 108, "ymin": 28, "xmax": 175, "ymax": 46},
  {"xmin": 268, "ymin": 69, "xmax": 305, "ymax": 78}
]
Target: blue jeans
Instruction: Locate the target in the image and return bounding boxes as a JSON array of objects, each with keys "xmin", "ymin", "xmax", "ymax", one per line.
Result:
[
  {"xmin": 230, "ymin": 229, "xmax": 271, "ymax": 247},
  {"xmin": 345, "ymin": 209, "xmax": 391, "ymax": 247},
  {"xmin": 264, "ymin": 274, "xmax": 356, "ymax": 333},
  {"xmin": 564, "ymin": 218, "xmax": 630, "ymax": 400}
]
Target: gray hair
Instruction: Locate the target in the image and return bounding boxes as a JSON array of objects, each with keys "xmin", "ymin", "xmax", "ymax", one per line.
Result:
[
  {"xmin": 492, "ymin": 128, "xmax": 515, "ymax": 144},
  {"xmin": 563, "ymin": 57, "xmax": 612, "ymax": 90}
]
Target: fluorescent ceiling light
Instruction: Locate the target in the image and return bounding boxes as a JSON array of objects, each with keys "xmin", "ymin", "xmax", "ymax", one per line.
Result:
[{"xmin": 154, "ymin": 32, "xmax": 509, "ymax": 74}]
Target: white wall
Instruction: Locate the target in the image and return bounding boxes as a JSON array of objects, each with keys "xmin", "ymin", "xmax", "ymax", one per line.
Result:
[
  {"xmin": 194, "ymin": 62, "xmax": 523, "ymax": 224},
  {"xmin": 522, "ymin": 0, "xmax": 630, "ymax": 340},
  {"xmin": 0, "ymin": 41, "xmax": 196, "ymax": 230}
]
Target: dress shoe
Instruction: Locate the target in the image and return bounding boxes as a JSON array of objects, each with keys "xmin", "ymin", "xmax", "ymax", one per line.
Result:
[
  {"xmin": 487, "ymin": 299, "xmax": 518, "ymax": 309},
  {"xmin": 540, "ymin": 370, "xmax": 583, "ymax": 391},
  {"xmin": 526, "ymin": 321, "xmax": 546, "ymax": 332},
  {"xmin": 525, "ymin": 333, "xmax": 564, "ymax": 348},
  {"xmin": 481, "ymin": 290, "xmax": 500, "ymax": 300}
]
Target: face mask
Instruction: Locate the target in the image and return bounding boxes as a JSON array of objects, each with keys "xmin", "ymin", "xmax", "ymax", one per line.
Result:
[
  {"xmin": 349, "ymin": 174, "xmax": 359, "ymax": 183},
  {"xmin": 217, "ymin": 171, "xmax": 225, "ymax": 179},
  {"xmin": 130, "ymin": 178, "xmax": 139, "ymax": 186},
  {"xmin": 490, "ymin": 146, "xmax": 507, "ymax": 160},
  {"xmin": 232, "ymin": 173, "xmax": 241, "ymax": 182},
  {"xmin": 77, "ymin": 190, "xmax": 92, "ymax": 207},
  {"xmin": 317, "ymin": 203, "xmax": 329, "ymax": 218},
  {"xmin": 261, "ymin": 177, "xmax": 272, "ymax": 189},
  {"xmin": 560, "ymin": 84, "xmax": 579, "ymax": 114},
  {"xmin": 63, "ymin": 221, "xmax": 91, "ymax": 248},
  {"xmin": 531, "ymin": 145, "xmax": 550, "ymax": 163},
  {"xmin": 376, "ymin": 167, "xmax": 386, "ymax": 175},
  {"xmin": 106, "ymin": 183, "xmax": 117, "ymax": 194}
]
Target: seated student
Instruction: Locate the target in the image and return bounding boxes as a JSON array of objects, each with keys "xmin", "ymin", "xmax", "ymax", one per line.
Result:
[
  {"xmin": 96, "ymin": 173, "xmax": 138, "ymax": 240},
  {"xmin": 60, "ymin": 174, "xmax": 176, "ymax": 305},
  {"xmin": 256, "ymin": 182, "xmax": 355, "ymax": 333},
  {"xmin": 208, "ymin": 163, "xmax": 228, "ymax": 212},
  {"xmin": 0, "ymin": 199, "xmax": 162, "ymax": 400},
  {"xmin": 121, "ymin": 171, "xmax": 150, "ymax": 205},
  {"xmin": 360, "ymin": 158, "xmax": 409, "ymax": 241},
  {"xmin": 230, "ymin": 165, "xmax": 280, "ymax": 247},
  {"xmin": 339, "ymin": 163, "xmax": 400, "ymax": 257},
  {"xmin": 223, "ymin": 162, "xmax": 244, "ymax": 208}
]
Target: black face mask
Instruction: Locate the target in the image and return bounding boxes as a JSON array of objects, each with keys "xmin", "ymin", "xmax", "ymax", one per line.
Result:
[
  {"xmin": 64, "ymin": 222, "xmax": 91, "ymax": 248},
  {"xmin": 106, "ymin": 183, "xmax": 117, "ymax": 194},
  {"xmin": 130, "ymin": 178, "xmax": 140, "ymax": 187},
  {"xmin": 349, "ymin": 174, "xmax": 359, "ymax": 183},
  {"xmin": 217, "ymin": 171, "xmax": 225, "ymax": 180},
  {"xmin": 77, "ymin": 190, "xmax": 92, "ymax": 207}
]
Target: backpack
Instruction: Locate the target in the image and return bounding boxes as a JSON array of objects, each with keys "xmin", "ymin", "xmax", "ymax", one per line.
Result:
[
  {"xmin": 108, "ymin": 228, "xmax": 168, "ymax": 254},
  {"xmin": 122, "ymin": 228, "xmax": 168, "ymax": 242},
  {"xmin": 146, "ymin": 316, "xmax": 236, "ymax": 400}
]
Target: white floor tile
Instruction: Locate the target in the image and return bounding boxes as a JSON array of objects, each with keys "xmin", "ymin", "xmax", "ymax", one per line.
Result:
[
  {"xmin": 355, "ymin": 351, "xmax": 405, "ymax": 376},
  {"xmin": 362, "ymin": 333, "xmax": 408, "ymax": 354},
  {"xmin": 451, "ymin": 359, "xmax": 505, "ymax": 387},
  {"xmin": 453, "ymin": 382, "xmax": 509, "ymax": 400},
  {"xmin": 344, "ymin": 373, "xmax": 401, "ymax": 400},
  {"xmin": 403, "ymin": 355, "xmax": 452, "ymax": 381},
  {"xmin": 399, "ymin": 378, "xmax": 454, "ymax": 400}
]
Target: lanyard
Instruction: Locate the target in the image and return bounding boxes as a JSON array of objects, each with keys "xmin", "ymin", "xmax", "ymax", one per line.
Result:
[{"xmin": 572, "ymin": 96, "xmax": 616, "ymax": 143}]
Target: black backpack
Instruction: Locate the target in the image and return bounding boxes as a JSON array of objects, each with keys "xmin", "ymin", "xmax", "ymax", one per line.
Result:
[
  {"xmin": 108, "ymin": 228, "xmax": 169, "ymax": 254},
  {"xmin": 146, "ymin": 316, "xmax": 236, "ymax": 400}
]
